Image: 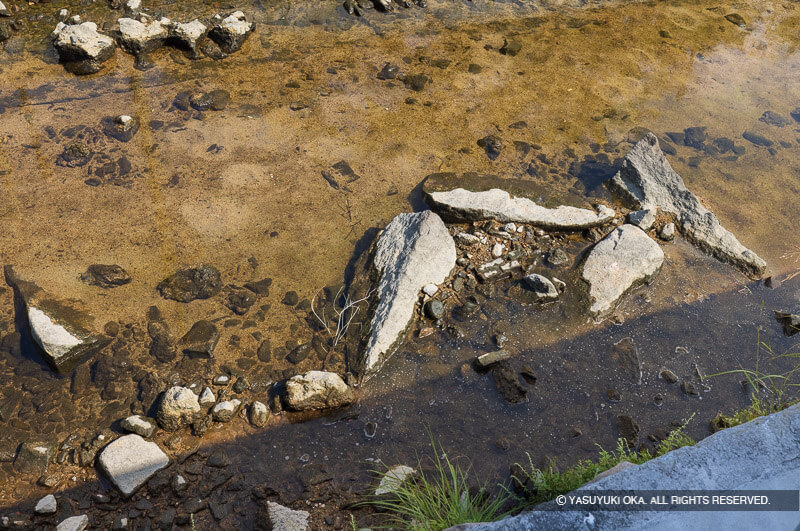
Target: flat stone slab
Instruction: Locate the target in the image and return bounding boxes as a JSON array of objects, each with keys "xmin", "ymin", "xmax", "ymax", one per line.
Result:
[
  {"xmin": 581, "ymin": 225, "xmax": 664, "ymax": 318},
  {"xmin": 457, "ymin": 403, "xmax": 800, "ymax": 531},
  {"xmin": 608, "ymin": 132, "xmax": 766, "ymax": 277},
  {"xmin": 98, "ymin": 434, "xmax": 169, "ymax": 497},
  {"xmin": 56, "ymin": 515, "xmax": 88, "ymax": 531},
  {"xmin": 475, "ymin": 350, "xmax": 511, "ymax": 369},
  {"xmin": 285, "ymin": 371, "xmax": 354, "ymax": 411},
  {"xmin": 360, "ymin": 211, "xmax": 456, "ymax": 376},
  {"xmin": 426, "ymin": 188, "xmax": 615, "ymax": 229}
]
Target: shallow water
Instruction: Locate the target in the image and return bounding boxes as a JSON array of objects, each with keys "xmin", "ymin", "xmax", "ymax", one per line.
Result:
[{"xmin": 1, "ymin": 0, "xmax": 800, "ymax": 526}]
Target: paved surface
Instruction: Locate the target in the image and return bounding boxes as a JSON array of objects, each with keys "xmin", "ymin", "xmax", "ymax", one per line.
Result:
[{"xmin": 455, "ymin": 404, "xmax": 800, "ymax": 531}]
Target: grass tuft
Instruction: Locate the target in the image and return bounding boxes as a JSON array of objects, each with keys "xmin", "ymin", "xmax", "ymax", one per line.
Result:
[
  {"xmin": 511, "ymin": 416, "xmax": 695, "ymax": 506},
  {"xmin": 366, "ymin": 438, "xmax": 521, "ymax": 530}
]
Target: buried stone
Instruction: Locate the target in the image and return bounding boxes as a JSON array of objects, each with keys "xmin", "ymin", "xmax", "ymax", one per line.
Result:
[
  {"xmin": 102, "ymin": 115, "xmax": 140, "ymax": 142},
  {"xmin": 5, "ymin": 266, "xmax": 111, "ymax": 374},
  {"xmin": 491, "ymin": 361, "xmax": 527, "ymax": 403},
  {"xmin": 607, "ymin": 133, "xmax": 766, "ymax": 277},
  {"xmin": 157, "ymin": 264, "xmax": 222, "ymax": 302},
  {"xmin": 179, "ymin": 320, "xmax": 219, "ymax": 357},
  {"xmin": 80, "ymin": 264, "xmax": 131, "ymax": 287}
]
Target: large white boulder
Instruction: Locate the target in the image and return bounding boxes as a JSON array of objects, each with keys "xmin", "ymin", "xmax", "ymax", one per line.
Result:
[
  {"xmin": 156, "ymin": 386, "xmax": 201, "ymax": 431},
  {"xmin": 581, "ymin": 225, "xmax": 664, "ymax": 318},
  {"xmin": 361, "ymin": 211, "xmax": 456, "ymax": 376},
  {"xmin": 608, "ymin": 132, "xmax": 766, "ymax": 277}
]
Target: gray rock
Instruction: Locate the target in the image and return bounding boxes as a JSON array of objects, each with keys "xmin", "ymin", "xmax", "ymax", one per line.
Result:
[
  {"xmin": 284, "ymin": 371, "xmax": 354, "ymax": 411},
  {"xmin": 5, "ymin": 267, "xmax": 110, "ymax": 374},
  {"xmin": 581, "ymin": 225, "xmax": 664, "ymax": 318},
  {"xmin": 52, "ymin": 21, "xmax": 115, "ymax": 72},
  {"xmin": 475, "ymin": 349, "xmax": 511, "ymax": 368},
  {"xmin": 14, "ymin": 442, "xmax": 54, "ymax": 476},
  {"xmin": 117, "ymin": 17, "xmax": 168, "ymax": 55},
  {"xmin": 426, "ymin": 188, "xmax": 615, "ymax": 229},
  {"xmin": 103, "ymin": 115, "xmax": 140, "ymax": 142},
  {"xmin": 775, "ymin": 311, "xmax": 800, "ymax": 337},
  {"xmin": 56, "ymin": 515, "xmax": 89, "ymax": 531},
  {"xmin": 179, "ymin": 320, "xmax": 219, "ymax": 358},
  {"xmin": 34, "ymin": 494, "xmax": 57, "ymax": 515},
  {"xmin": 249, "ymin": 401, "xmax": 269, "ymax": 427},
  {"xmin": 120, "ymin": 415, "xmax": 157, "ymax": 438},
  {"xmin": 209, "ymin": 11, "xmax": 253, "ymax": 53},
  {"xmin": 157, "ymin": 264, "xmax": 222, "ymax": 302},
  {"xmin": 424, "ymin": 300, "xmax": 445, "ymax": 320},
  {"xmin": 522, "ymin": 274, "xmax": 559, "ymax": 301},
  {"xmin": 97, "ymin": 434, "xmax": 169, "ymax": 497},
  {"xmin": 211, "ymin": 399, "xmax": 241, "ymax": 422},
  {"xmin": 659, "ymin": 222, "xmax": 675, "ymax": 241},
  {"xmin": 266, "ymin": 501, "xmax": 309, "ymax": 531},
  {"xmin": 608, "ymin": 133, "xmax": 766, "ymax": 276},
  {"xmin": 156, "ymin": 386, "xmax": 201, "ymax": 431},
  {"xmin": 627, "ymin": 209, "xmax": 656, "ymax": 231},
  {"xmin": 612, "ymin": 337, "xmax": 642, "ymax": 385},
  {"xmin": 360, "ymin": 211, "xmax": 456, "ymax": 376}
]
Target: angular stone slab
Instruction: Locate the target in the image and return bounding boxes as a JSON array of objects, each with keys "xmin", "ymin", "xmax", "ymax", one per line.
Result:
[
  {"xmin": 360, "ymin": 211, "xmax": 456, "ymax": 376},
  {"xmin": 426, "ymin": 188, "xmax": 615, "ymax": 229},
  {"xmin": 608, "ymin": 133, "xmax": 766, "ymax": 277},
  {"xmin": 581, "ymin": 225, "xmax": 664, "ymax": 318},
  {"xmin": 5, "ymin": 266, "xmax": 111, "ymax": 374},
  {"xmin": 98, "ymin": 434, "xmax": 169, "ymax": 497},
  {"xmin": 117, "ymin": 17, "xmax": 168, "ymax": 55},
  {"xmin": 284, "ymin": 371, "xmax": 354, "ymax": 411},
  {"xmin": 266, "ymin": 501, "xmax": 309, "ymax": 531}
]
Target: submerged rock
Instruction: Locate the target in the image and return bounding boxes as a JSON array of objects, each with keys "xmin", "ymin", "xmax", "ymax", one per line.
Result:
[
  {"xmin": 612, "ymin": 337, "xmax": 642, "ymax": 385},
  {"xmin": 102, "ymin": 115, "xmax": 140, "ymax": 142},
  {"xmin": 522, "ymin": 274, "xmax": 559, "ymax": 301},
  {"xmin": 117, "ymin": 17, "xmax": 168, "ymax": 55},
  {"xmin": 5, "ymin": 266, "xmax": 111, "ymax": 374},
  {"xmin": 491, "ymin": 361, "xmax": 527, "ymax": 403},
  {"xmin": 475, "ymin": 349, "xmax": 511, "ymax": 369},
  {"xmin": 156, "ymin": 386, "xmax": 201, "ymax": 431},
  {"xmin": 157, "ymin": 264, "xmax": 222, "ymax": 302},
  {"xmin": 209, "ymin": 11, "xmax": 253, "ymax": 53},
  {"xmin": 375, "ymin": 465, "xmax": 416, "ymax": 495},
  {"xmin": 284, "ymin": 371, "xmax": 354, "ymax": 411},
  {"xmin": 425, "ymin": 188, "xmax": 614, "ymax": 229},
  {"xmin": 80, "ymin": 264, "xmax": 131, "ymax": 287},
  {"xmin": 179, "ymin": 320, "xmax": 219, "ymax": 358},
  {"xmin": 52, "ymin": 21, "xmax": 116, "ymax": 74},
  {"xmin": 265, "ymin": 501, "xmax": 309, "ymax": 531},
  {"xmin": 775, "ymin": 311, "xmax": 799, "ymax": 337},
  {"xmin": 607, "ymin": 133, "xmax": 766, "ymax": 277},
  {"xmin": 581, "ymin": 225, "xmax": 664, "ymax": 318},
  {"xmin": 14, "ymin": 442, "xmax": 54, "ymax": 476},
  {"xmin": 97, "ymin": 434, "xmax": 169, "ymax": 497},
  {"xmin": 359, "ymin": 211, "xmax": 456, "ymax": 376}
]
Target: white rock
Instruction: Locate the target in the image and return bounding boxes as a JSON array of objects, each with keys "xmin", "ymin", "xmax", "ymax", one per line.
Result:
[
  {"xmin": 57, "ymin": 9, "xmax": 69, "ymax": 21},
  {"xmin": 97, "ymin": 435, "xmax": 169, "ymax": 497},
  {"xmin": 211, "ymin": 399, "xmax": 241, "ymax": 422},
  {"xmin": 266, "ymin": 501, "xmax": 309, "ymax": 531},
  {"xmin": 69, "ymin": 15, "xmax": 81, "ymax": 24},
  {"xmin": 503, "ymin": 222, "xmax": 517, "ymax": 233},
  {"xmin": 0, "ymin": 1, "xmax": 10, "ymax": 17},
  {"xmin": 27, "ymin": 307, "xmax": 82, "ymax": 362},
  {"xmin": 581, "ymin": 225, "xmax": 664, "ymax": 318},
  {"xmin": 198, "ymin": 386, "xmax": 216, "ymax": 406},
  {"xmin": 627, "ymin": 209, "xmax": 656, "ymax": 231},
  {"xmin": 117, "ymin": 17, "xmax": 167, "ymax": 54},
  {"xmin": 375, "ymin": 465, "xmax": 416, "ymax": 495},
  {"xmin": 209, "ymin": 11, "xmax": 253, "ymax": 53},
  {"xmin": 422, "ymin": 284, "xmax": 438, "ymax": 297},
  {"xmin": 455, "ymin": 232, "xmax": 480, "ymax": 246},
  {"xmin": 120, "ymin": 415, "xmax": 156, "ymax": 438},
  {"xmin": 249, "ymin": 401, "xmax": 269, "ymax": 427},
  {"xmin": 35, "ymin": 494, "xmax": 57, "ymax": 515},
  {"xmin": 124, "ymin": 0, "xmax": 141, "ymax": 13},
  {"xmin": 52, "ymin": 21, "xmax": 115, "ymax": 63},
  {"xmin": 156, "ymin": 386, "xmax": 200, "ymax": 431},
  {"xmin": 426, "ymin": 188, "xmax": 615, "ymax": 229},
  {"xmin": 285, "ymin": 371, "xmax": 354, "ymax": 411},
  {"xmin": 659, "ymin": 222, "xmax": 675, "ymax": 241},
  {"xmin": 56, "ymin": 515, "xmax": 88, "ymax": 531},
  {"xmin": 491, "ymin": 243, "xmax": 505, "ymax": 258},
  {"xmin": 608, "ymin": 133, "xmax": 766, "ymax": 276},
  {"xmin": 167, "ymin": 19, "xmax": 208, "ymax": 53},
  {"xmin": 361, "ymin": 211, "xmax": 456, "ymax": 375}
]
